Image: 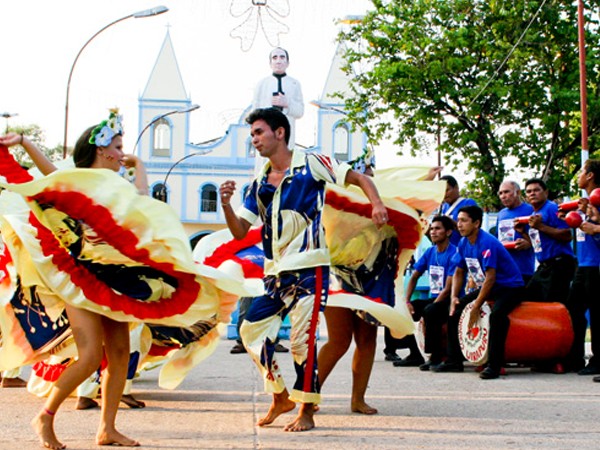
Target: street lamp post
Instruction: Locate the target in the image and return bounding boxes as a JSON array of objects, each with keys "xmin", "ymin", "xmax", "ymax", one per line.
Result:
[
  {"xmin": 62, "ymin": 5, "xmax": 168, "ymax": 157},
  {"xmin": 133, "ymin": 104, "xmax": 200, "ymax": 154},
  {"xmin": 577, "ymin": 0, "xmax": 589, "ymax": 166},
  {"xmin": 158, "ymin": 149, "xmax": 212, "ymax": 202}
]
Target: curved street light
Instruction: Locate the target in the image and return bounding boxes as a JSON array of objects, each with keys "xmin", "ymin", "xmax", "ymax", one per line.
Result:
[
  {"xmin": 133, "ymin": 104, "xmax": 200, "ymax": 154},
  {"xmin": 157, "ymin": 149, "xmax": 213, "ymax": 202},
  {"xmin": 62, "ymin": 5, "xmax": 169, "ymax": 157},
  {"xmin": 577, "ymin": 0, "xmax": 589, "ymax": 166}
]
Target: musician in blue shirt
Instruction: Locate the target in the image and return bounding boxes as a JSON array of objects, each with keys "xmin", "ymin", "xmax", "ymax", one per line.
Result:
[
  {"xmin": 439, "ymin": 175, "xmax": 478, "ymax": 245},
  {"xmin": 515, "ymin": 178, "xmax": 576, "ymax": 304},
  {"xmin": 496, "ymin": 181, "xmax": 535, "ymax": 282},
  {"xmin": 567, "ymin": 160, "xmax": 600, "ymax": 375},
  {"xmin": 432, "ymin": 205, "xmax": 524, "ymax": 379}
]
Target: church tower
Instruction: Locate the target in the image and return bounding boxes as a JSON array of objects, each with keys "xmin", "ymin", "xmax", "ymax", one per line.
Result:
[
  {"xmin": 137, "ymin": 31, "xmax": 193, "ymax": 165},
  {"xmin": 137, "ymin": 31, "xmax": 253, "ymax": 240},
  {"xmin": 313, "ymin": 42, "xmax": 366, "ymax": 163}
]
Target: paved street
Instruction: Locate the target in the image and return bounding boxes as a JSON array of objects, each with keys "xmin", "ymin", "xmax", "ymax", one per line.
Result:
[{"xmin": 1, "ymin": 329, "xmax": 600, "ymax": 449}]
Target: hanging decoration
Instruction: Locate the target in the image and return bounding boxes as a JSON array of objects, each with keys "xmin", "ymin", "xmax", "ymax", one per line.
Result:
[{"xmin": 229, "ymin": 0, "xmax": 290, "ymax": 52}]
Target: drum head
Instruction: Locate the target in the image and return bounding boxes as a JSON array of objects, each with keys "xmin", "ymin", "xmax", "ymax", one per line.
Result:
[{"xmin": 458, "ymin": 302, "xmax": 491, "ymax": 365}]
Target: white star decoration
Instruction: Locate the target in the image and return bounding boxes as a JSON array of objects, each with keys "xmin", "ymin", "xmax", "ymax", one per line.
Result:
[{"xmin": 229, "ymin": 0, "xmax": 290, "ymax": 52}]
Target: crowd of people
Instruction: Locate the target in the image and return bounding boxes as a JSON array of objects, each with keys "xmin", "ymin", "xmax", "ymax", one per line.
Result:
[
  {"xmin": 387, "ymin": 168, "xmax": 600, "ymax": 382},
  {"xmin": 0, "ymin": 46, "xmax": 598, "ymax": 448}
]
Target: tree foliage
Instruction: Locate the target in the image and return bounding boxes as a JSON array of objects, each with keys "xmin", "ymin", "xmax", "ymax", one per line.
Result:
[
  {"xmin": 339, "ymin": 0, "xmax": 600, "ymax": 208},
  {"xmin": 6, "ymin": 124, "xmax": 63, "ymax": 168}
]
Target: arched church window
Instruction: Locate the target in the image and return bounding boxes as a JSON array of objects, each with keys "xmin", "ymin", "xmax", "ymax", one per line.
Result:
[
  {"xmin": 201, "ymin": 184, "xmax": 217, "ymax": 212},
  {"xmin": 152, "ymin": 183, "xmax": 168, "ymax": 202},
  {"xmin": 153, "ymin": 119, "xmax": 171, "ymax": 157},
  {"xmin": 333, "ymin": 123, "xmax": 350, "ymax": 161}
]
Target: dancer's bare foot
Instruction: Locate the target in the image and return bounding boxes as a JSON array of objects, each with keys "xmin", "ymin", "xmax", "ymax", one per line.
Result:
[
  {"xmin": 1, "ymin": 377, "xmax": 27, "ymax": 388},
  {"xmin": 120, "ymin": 394, "xmax": 146, "ymax": 409},
  {"xmin": 76, "ymin": 397, "xmax": 99, "ymax": 410},
  {"xmin": 351, "ymin": 400, "xmax": 378, "ymax": 415},
  {"xmin": 32, "ymin": 410, "xmax": 65, "ymax": 449},
  {"xmin": 257, "ymin": 393, "xmax": 296, "ymax": 427},
  {"xmin": 96, "ymin": 428, "xmax": 140, "ymax": 447},
  {"xmin": 284, "ymin": 403, "xmax": 315, "ymax": 432}
]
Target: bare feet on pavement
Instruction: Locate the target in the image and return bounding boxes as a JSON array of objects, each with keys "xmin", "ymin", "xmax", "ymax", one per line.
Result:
[
  {"xmin": 351, "ymin": 400, "xmax": 378, "ymax": 415},
  {"xmin": 96, "ymin": 428, "xmax": 140, "ymax": 447},
  {"xmin": 76, "ymin": 396, "xmax": 99, "ymax": 410},
  {"xmin": 120, "ymin": 394, "xmax": 146, "ymax": 409},
  {"xmin": 284, "ymin": 403, "xmax": 316, "ymax": 432},
  {"xmin": 1, "ymin": 377, "xmax": 27, "ymax": 388},
  {"xmin": 32, "ymin": 410, "xmax": 65, "ymax": 449},
  {"xmin": 257, "ymin": 393, "xmax": 296, "ymax": 426}
]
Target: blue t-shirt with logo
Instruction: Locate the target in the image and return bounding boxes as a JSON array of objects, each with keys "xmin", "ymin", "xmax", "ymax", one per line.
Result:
[
  {"xmin": 528, "ymin": 200, "xmax": 574, "ymax": 263},
  {"xmin": 453, "ymin": 229, "xmax": 524, "ymax": 289},
  {"xmin": 413, "ymin": 243, "xmax": 458, "ymax": 295},
  {"xmin": 575, "ymin": 217, "xmax": 600, "ymax": 267},
  {"xmin": 496, "ymin": 203, "xmax": 535, "ymax": 276}
]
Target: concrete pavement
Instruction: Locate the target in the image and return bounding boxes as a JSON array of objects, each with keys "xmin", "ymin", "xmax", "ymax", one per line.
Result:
[{"xmin": 1, "ymin": 328, "xmax": 600, "ymax": 449}]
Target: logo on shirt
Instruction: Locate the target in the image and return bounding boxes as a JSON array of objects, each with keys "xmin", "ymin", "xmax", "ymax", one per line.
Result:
[{"xmin": 482, "ymin": 249, "xmax": 491, "ymax": 259}]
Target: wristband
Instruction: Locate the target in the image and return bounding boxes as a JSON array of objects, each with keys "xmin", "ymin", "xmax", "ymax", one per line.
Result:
[{"xmin": 19, "ymin": 133, "xmax": 24, "ymax": 145}]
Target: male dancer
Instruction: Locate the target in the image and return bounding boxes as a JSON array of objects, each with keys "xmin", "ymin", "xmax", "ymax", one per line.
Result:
[{"xmin": 219, "ymin": 108, "xmax": 387, "ymax": 431}]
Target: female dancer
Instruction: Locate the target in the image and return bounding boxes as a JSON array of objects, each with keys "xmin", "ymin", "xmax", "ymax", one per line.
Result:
[
  {"xmin": 0, "ymin": 110, "xmax": 145, "ymax": 448},
  {"xmin": 317, "ymin": 160, "xmax": 442, "ymax": 414}
]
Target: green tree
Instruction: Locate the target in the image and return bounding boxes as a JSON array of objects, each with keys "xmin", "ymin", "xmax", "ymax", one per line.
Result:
[
  {"xmin": 340, "ymin": 0, "xmax": 600, "ymax": 208},
  {"xmin": 6, "ymin": 124, "xmax": 63, "ymax": 168}
]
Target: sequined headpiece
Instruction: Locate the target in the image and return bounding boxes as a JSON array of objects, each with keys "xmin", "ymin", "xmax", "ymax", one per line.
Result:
[{"xmin": 88, "ymin": 108, "xmax": 123, "ymax": 147}]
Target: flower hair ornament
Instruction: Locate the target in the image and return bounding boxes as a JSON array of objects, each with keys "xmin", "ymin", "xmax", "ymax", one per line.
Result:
[
  {"xmin": 350, "ymin": 147, "xmax": 376, "ymax": 175},
  {"xmin": 88, "ymin": 108, "xmax": 123, "ymax": 147}
]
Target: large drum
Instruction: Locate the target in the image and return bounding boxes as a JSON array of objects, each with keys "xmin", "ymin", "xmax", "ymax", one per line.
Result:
[
  {"xmin": 458, "ymin": 302, "xmax": 491, "ymax": 365},
  {"xmin": 459, "ymin": 301, "xmax": 574, "ymax": 365}
]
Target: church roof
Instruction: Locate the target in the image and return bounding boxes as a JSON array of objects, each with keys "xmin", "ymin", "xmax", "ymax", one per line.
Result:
[
  {"xmin": 141, "ymin": 31, "xmax": 188, "ymax": 101},
  {"xmin": 320, "ymin": 42, "xmax": 353, "ymax": 103}
]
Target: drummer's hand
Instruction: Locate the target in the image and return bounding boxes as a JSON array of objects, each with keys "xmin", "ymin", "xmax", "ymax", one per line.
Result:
[
  {"xmin": 513, "ymin": 220, "xmax": 525, "ymax": 233},
  {"xmin": 580, "ymin": 220, "xmax": 600, "ymax": 236},
  {"xmin": 529, "ymin": 214, "xmax": 543, "ymax": 229},
  {"xmin": 468, "ymin": 304, "xmax": 481, "ymax": 330},
  {"xmin": 587, "ymin": 204, "xmax": 600, "ymax": 223},
  {"xmin": 449, "ymin": 296, "xmax": 460, "ymax": 316},
  {"xmin": 406, "ymin": 301, "xmax": 414, "ymax": 315},
  {"xmin": 514, "ymin": 238, "xmax": 530, "ymax": 250}
]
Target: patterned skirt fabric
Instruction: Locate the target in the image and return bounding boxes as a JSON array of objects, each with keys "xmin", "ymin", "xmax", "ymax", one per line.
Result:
[
  {"xmin": 195, "ymin": 167, "xmax": 446, "ymax": 340},
  {"xmin": 0, "ymin": 145, "xmax": 244, "ymax": 383}
]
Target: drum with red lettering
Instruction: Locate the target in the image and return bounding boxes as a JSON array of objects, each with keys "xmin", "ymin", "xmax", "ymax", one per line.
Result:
[
  {"xmin": 458, "ymin": 302, "xmax": 491, "ymax": 365},
  {"xmin": 459, "ymin": 301, "xmax": 574, "ymax": 365}
]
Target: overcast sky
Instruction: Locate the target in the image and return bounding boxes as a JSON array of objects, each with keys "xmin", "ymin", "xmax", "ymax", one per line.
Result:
[{"xmin": 1, "ymin": 0, "xmax": 439, "ymax": 168}]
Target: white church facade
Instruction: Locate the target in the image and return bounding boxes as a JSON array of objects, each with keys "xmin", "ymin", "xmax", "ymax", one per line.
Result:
[{"xmin": 135, "ymin": 32, "xmax": 366, "ymax": 244}]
